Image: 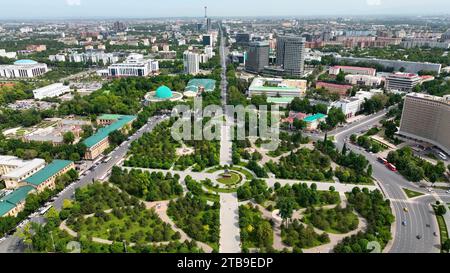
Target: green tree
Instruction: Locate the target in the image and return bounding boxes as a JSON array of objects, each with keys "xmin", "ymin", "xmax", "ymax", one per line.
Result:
[{"xmin": 63, "ymin": 132, "xmax": 75, "ymax": 145}]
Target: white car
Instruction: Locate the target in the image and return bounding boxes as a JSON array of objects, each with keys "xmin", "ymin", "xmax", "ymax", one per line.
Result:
[{"xmin": 446, "ymin": 190, "xmax": 450, "ymax": 194}]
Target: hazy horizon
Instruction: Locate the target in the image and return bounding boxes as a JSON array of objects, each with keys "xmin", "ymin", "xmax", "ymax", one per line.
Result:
[{"xmin": 2, "ymin": 0, "xmax": 450, "ymax": 20}]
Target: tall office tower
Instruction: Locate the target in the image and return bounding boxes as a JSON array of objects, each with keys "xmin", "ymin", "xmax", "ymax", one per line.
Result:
[
  {"xmin": 204, "ymin": 6, "xmax": 212, "ymax": 32},
  {"xmin": 183, "ymin": 51, "xmax": 200, "ymax": 75},
  {"xmin": 202, "ymin": 34, "xmax": 212, "ymax": 47},
  {"xmin": 245, "ymin": 41, "xmax": 270, "ymax": 74},
  {"xmin": 276, "ymin": 35, "xmax": 306, "ymax": 77},
  {"xmin": 399, "ymin": 93, "xmax": 450, "ymax": 155},
  {"xmin": 236, "ymin": 33, "xmax": 251, "ymax": 45}
]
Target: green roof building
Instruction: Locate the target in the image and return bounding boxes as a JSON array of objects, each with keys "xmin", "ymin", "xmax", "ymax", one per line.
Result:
[
  {"xmin": 83, "ymin": 115, "xmax": 136, "ymax": 149},
  {"xmin": 304, "ymin": 113, "xmax": 327, "ymax": 123},
  {"xmin": 24, "ymin": 160, "xmax": 73, "ymax": 187},
  {"xmin": 0, "ymin": 185, "xmax": 35, "ymax": 217},
  {"xmin": 155, "ymin": 85, "xmax": 173, "ymax": 99},
  {"xmin": 185, "ymin": 79, "xmax": 217, "ymax": 93}
]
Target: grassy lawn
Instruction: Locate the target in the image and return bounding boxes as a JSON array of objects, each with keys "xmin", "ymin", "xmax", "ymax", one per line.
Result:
[
  {"xmin": 206, "ymin": 166, "xmax": 223, "ymax": 173},
  {"xmin": 302, "ymin": 206, "xmax": 359, "ymax": 234},
  {"xmin": 68, "ymin": 207, "xmax": 179, "ymax": 244},
  {"xmin": 403, "ymin": 188, "xmax": 424, "ymax": 199},
  {"xmin": 217, "ymin": 172, "xmax": 242, "ymax": 185},
  {"xmin": 202, "ymin": 181, "xmax": 238, "ymax": 193},
  {"xmin": 435, "ymin": 213, "xmax": 449, "ymax": 253},
  {"xmin": 230, "ymin": 167, "xmax": 254, "ymax": 180}
]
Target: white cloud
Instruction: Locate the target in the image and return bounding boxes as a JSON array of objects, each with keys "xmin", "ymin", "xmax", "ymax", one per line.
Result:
[
  {"xmin": 66, "ymin": 0, "xmax": 81, "ymax": 6},
  {"xmin": 366, "ymin": 0, "xmax": 382, "ymax": 6}
]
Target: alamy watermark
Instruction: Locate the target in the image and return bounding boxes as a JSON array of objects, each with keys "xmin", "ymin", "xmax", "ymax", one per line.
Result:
[{"xmin": 170, "ymin": 97, "xmax": 281, "ymax": 151}]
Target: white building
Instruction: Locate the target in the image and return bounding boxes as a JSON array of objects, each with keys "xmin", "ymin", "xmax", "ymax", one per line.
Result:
[
  {"xmin": 345, "ymin": 74, "xmax": 383, "ymax": 87},
  {"xmin": 204, "ymin": 46, "xmax": 215, "ymax": 58},
  {"xmin": 332, "ymin": 89, "xmax": 384, "ymax": 119},
  {"xmin": 33, "ymin": 83, "xmax": 71, "ymax": 100},
  {"xmin": 0, "ymin": 49, "xmax": 17, "ymax": 59},
  {"xmin": 329, "ymin": 66, "xmax": 376, "ymax": 76},
  {"xmin": 69, "ymin": 51, "xmax": 118, "ymax": 65},
  {"xmin": 183, "ymin": 51, "xmax": 200, "ymax": 75},
  {"xmin": 385, "ymin": 73, "xmax": 422, "ymax": 92},
  {"xmin": 49, "ymin": 54, "xmax": 66, "ymax": 62},
  {"xmin": 0, "ymin": 60, "xmax": 48, "ymax": 78},
  {"xmin": 0, "ymin": 156, "xmax": 46, "ymax": 189},
  {"xmin": 108, "ymin": 53, "xmax": 159, "ymax": 77}
]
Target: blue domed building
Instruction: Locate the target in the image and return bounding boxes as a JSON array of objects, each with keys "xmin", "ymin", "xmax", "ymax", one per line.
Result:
[{"xmin": 144, "ymin": 85, "xmax": 183, "ymax": 104}]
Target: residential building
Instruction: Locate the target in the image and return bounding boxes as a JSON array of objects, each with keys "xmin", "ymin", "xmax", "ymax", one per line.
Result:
[
  {"xmin": 32, "ymin": 83, "xmax": 71, "ymax": 100},
  {"xmin": 276, "ymin": 35, "xmax": 306, "ymax": 77},
  {"xmin": 0, "ymin": 60, "xmax": 48, "ymax": 78},
  {"xmin": 183, "ymin": 51, "xmax": 200, "ymax": 75},
  {"xmin": 245, "ymin": 41, "xmax": 269, "ymax": 73},
  {"xmin": 248, "ymin": 77, "xmax": 307, "ymax": 97},
  {"xmin": 26, "ymin": 44, "xmax": 46, "ymax": 52},
  {"xmin": 336, "ymin": 56, "xmax": 442, "ymax": 74},
  {"xmin": 48, "ymin": 54, "xmax": 66, "ymax": 62},
  {"xmin": 401, "ymin": 38, "xmax": 450, "ymax": 49},
  {"xmin": 385, "ymin": 73, "xmax": 422, "ymax": 92},
  {"xmin": 399, "ymin": 93, "xmax": 450, "ymax": 155},
  {"xmin": 83, "ymin": 115, "xmax": 136, "ymax": 160}
]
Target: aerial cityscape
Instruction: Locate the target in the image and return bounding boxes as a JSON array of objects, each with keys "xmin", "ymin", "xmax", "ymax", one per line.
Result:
[{"xmin": 1, "ymin": 0, "xmax": 450, "ymax": 262}]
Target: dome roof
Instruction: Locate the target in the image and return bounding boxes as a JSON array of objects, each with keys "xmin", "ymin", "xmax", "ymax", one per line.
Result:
[
  {"xmin": 14, "ymin": 59, "xmax": 38, "ymax": 65},
  {"xmin": 155, "ymin": 85, "xmax": 173, "ymax": 99}
]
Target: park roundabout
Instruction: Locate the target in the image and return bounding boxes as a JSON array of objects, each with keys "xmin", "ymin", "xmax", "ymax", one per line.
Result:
[{"xmin": 216, "ymin": 169, "xmax": 243, "ymax": 186}]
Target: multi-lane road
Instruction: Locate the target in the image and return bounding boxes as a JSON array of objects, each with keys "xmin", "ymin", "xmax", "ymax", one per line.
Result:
[
  {"xmin": 0, "ymin": 115, "xmax": 168, "ymax": 253},
  {"xmin": 331, "ymin": 110, "xmax": 445, "ymax": 253}
]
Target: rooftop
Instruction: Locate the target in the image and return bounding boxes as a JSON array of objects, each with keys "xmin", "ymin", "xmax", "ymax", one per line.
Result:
[
  {"xmin": 267, "ymin": 97, "xmax": 295, "ymax": 104},
  {"xmin": 0, "ymin": 185, "xmax": 35, "ymax": 216},
  {"xmin": 304, "ymin": 113, "xmax": 327, "ymax": 123},
  {"xmin": 14, "ymin": 59, "xmax": 38, "ymax": 65},
  {"xmin": 83, "ymin": 115, "xmax": 136, "ymax": 148},
  {"xmin": 2, "ymin": 158, "xmax": 46, "ymax": 180},
  {"xmin": 24, "ymin": 160, "xmax": 73, "ymax": 186},
  {"xmin": 185, "ymin": 79, "xmax": 217, "ymax": 92}
]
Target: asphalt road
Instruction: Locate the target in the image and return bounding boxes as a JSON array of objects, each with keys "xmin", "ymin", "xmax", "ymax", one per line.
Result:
[
  {"xmin": 0, "ymin": 115, "xmax": 168, "ymax": 253},
  {"xmin": 332, "ymin": 111, "xmax": 442, "ymax": 253}
]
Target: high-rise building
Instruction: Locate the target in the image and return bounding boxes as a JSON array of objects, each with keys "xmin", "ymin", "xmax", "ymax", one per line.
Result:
[
  {"xmin": 202, "ymin": 34, "xmax": 212, "ymax": 47},
  {"xmin": 245, "ymin": 41, "xmax": 269, "ymax": 74},
  {"xmin": 399, "ymin": 93, "xmax": 450, "ymax": 155},
  {"xmin": 113, "ymin": 21, "xmax": 126, "ymax": 32},
  {"xmin": 236, "ymin": 33, "xmax": 250, "ymax": 45},
  {"xmin": 183, "ymin": 51, "xmax": 200, "ymax": 75},
  {"xmin": 276, "ymin": 35, "xmax": 306, "ymax": 77}
]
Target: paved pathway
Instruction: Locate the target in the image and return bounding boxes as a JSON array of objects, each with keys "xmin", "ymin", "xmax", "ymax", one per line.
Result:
[
  {"xmin": 264, "ymin": 177, "xmax": 378, "ymax": 193},
  {"xmin": 219, "ymin": 193, "xmax": 241, "ymax": 253}
]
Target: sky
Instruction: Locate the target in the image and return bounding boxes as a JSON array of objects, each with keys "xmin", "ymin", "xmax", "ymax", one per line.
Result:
[{"xmin": 2, "ymin": 0, "xmax": 450, "ymax": 19}]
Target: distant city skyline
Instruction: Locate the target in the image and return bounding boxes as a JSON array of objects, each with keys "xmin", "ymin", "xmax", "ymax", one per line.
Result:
[{"xmin": 2, "ymin": 0, "xmax": 450, "ymax": 19}]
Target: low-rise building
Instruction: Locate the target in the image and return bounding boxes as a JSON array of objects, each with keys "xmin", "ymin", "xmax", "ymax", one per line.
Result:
[
  {"xmin": 316, "ymin": 81, "xmax": 352, "ymax": 97},
  {"xmin": 345, "ymin": 74, "xmax": 383, "ymax": 87},
  {"xmin": 83, "ymin": 115, "xmax": 136, "ymax": 160},
  {"xmin": 32, "ymin": 83, "xmax": 71, "ymax": 100},
  {"xmin": 0, "ymin": 185, "xmax": 35, "ymax": 217},
  {"xmin": 1, "ymin": 157, "xmax": 46, "ymax": 189},
  {"xmin": 0, "ymin": 49, "xmax": 17, "ymax": 59},
  {"xmin": 248, "ymin": 77, "xmax": 307, "ymax": 97},
  {"xmin": 329, "ymin": 66, "xmax": 376, "ymax": 76},
  {"xmin": 0, "ymin": 60, "xmax": 48, "ymax": 78},
  {"xmin": 304, "ymin": 113, "xmax": 327, "ymax": 131},
  {"xmin": 23, "ymin": 160, "xmax": 75, "ymax": 192}
]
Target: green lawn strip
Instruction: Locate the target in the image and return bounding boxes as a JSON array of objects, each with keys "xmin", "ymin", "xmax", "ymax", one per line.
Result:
[
  {"xmin": 402, "ymin": 188, "xmax": 425, "ymax": 199},
  {"xmin": 206, "ymin": 166, "xmax": 224, "ymax": 173},
  {"xmin": 202, "ymin": 181, "xmax": 237, "ymax": 193},
  {"xmin": 230, "ymin": 167, "xmax": 254, "ymax": 180},
  {"xmin": 432, "ymin": 205, "xmax": 449, "ymax": 253}
]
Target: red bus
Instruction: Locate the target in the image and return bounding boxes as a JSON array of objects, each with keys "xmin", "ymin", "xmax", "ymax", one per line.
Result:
[
  {"xmin": 387, "ymin": 163, "xmax": 397, "ymax": 172},
  {"xmin": 378, "ymin": 157, "xmax": 388, "ymax": 165}
]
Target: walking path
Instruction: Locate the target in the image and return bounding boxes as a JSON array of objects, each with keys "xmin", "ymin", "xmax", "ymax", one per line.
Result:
[
  {"xmin": 219, "ymin": 193, "xmax": 241, "ymax": 253},
  {"xmin": 242, "ymin": 200, "xmax": 367, "ymax": 253}
]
